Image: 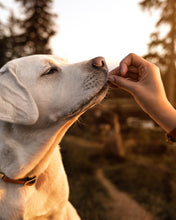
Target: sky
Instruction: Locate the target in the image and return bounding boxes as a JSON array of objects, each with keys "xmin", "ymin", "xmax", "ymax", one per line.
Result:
[{"xmin": 1, "ymin": 0, "xmax": 160, "ymax": 69}]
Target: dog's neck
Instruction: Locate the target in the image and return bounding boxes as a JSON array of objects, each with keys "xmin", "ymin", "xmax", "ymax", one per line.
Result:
[{"xmin": 0, "ymin": 116, "xmax": 79, "ymax": 180}]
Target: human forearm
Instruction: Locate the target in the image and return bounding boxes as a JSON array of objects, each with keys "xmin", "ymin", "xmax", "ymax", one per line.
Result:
[{"xmin": 142, "ymin": 97, "xmax": 176, "ymax": 133}]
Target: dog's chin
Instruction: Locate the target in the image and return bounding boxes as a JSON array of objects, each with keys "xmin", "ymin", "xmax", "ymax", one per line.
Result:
[{"xmin": 65, "ymin": 83, "xmax": 108, "ymax": 120}]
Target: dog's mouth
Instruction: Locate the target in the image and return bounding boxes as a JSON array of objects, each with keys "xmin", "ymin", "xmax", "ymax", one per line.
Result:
[
  {"xmin": 61, "ymin": 57, "xmax": 109, "ymax": 121},
  {"xmin": 65, "ymin": 80, "xmax": 108, "ymax": 120}
]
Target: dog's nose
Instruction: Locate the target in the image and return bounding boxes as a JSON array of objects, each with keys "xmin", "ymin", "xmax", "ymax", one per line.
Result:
[{"xmin": 92, "ymin": 57, "xmax": 106, "ymax": 69}]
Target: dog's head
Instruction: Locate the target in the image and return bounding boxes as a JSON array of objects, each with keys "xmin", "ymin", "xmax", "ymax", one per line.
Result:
[{"xmin": 0, "ymin": 55, "xmax": 108, "ymax": 126}]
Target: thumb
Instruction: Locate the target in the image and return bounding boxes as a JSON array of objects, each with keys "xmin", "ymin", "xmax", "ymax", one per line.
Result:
[{"xmin": 108, "ymin": 75, "xmax": 136, "ymax": 93}]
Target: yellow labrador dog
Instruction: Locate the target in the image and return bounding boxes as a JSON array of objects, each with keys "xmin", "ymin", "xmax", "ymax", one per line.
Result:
[{"xmin": 0, "ymin": 55, "xmax": 108, "ymax": 220}]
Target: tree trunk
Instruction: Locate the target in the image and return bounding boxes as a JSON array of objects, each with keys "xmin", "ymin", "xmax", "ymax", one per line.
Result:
[{"xmin": 113, "ymin": 114, "xmax": 125, "ymax": 157}]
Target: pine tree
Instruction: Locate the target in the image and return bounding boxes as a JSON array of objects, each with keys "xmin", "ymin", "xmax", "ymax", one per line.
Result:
[
  {"xmin": 0, "ymin": 9, "xmax": 24, "ymax": 66},
  {"xmin": 0, "ymin": 3, "xmax": 8, "ymax": 67},
  {"xmin": 1, "ymin": 0, "xmax": 57, "ymax": 66},
  {"xmin": 0, "ymin": 23, "xmax": 6, "ymax": 67},
  {"xmin": 15, "ymin": 0, "xmax": 57, "ymax": 56},
  {"xmin": 139, "ymin": 0, "xmax": 176, "ymax": 106},
  {"xmin": 6, "ymin": 11, "xmax": 22, "ymax": 60}
]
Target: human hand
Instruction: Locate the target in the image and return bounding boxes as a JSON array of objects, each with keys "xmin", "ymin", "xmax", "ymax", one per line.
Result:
[
  {"xmin": 108, "ymin": 53, "xmax": 176, "ymax": 132},
  {"xmin": 108, "ymin": 53, "xmax": 167, "ymax": 113}
]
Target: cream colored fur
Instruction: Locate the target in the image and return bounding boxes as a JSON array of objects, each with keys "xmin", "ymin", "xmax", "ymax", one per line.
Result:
[{"xmin": 0, "ymin": 55, "xmax": 108, "ymax": 220}]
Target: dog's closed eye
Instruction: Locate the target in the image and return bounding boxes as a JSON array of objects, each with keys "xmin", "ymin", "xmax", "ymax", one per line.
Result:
[{"xmin": 41, "ymin": 67, "xmax": 60, "ymax": 77}]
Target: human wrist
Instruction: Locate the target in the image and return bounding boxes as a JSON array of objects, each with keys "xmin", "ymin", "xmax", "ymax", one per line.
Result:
[{"xmin": 146, "ymin": 97, "xmax": 176, "ymax": 133}]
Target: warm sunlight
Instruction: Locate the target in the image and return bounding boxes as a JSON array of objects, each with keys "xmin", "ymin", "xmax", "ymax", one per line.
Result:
[
  {"xmin": 1, "ymin": 1, "xmax": 176, "ymax": 219},
  {"xmin": 50, "ymin": 0, "xmax": 159, "ymax": 68},
  {"xmin": 2, "ymin": 0, "xmax": 159, "ymax": 68}
]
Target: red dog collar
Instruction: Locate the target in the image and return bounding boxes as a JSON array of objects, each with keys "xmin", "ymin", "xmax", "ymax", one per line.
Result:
[{"xmin": 0, "ymin": 170, "xmax": 36, "ymax": 186}]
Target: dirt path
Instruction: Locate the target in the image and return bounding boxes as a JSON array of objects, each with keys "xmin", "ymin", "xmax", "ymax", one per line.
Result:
[{"xmin": 96, "ymin": 169, "xmax": 156, "ymax": 220}]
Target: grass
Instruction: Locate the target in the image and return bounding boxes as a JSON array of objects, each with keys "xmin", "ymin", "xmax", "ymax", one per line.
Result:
[
  {"xmin": 61, "ymin": 124, "xmax": 176, "ymax": 220},
  {"xmin": 103, "ymin": 145, "xmax": 176, "ymax": 220},
  {"xmin": 61, "ymin": 139, "xmax": 110, "ymax": 220},
  {"xmin": 60, "ymin": 97, "xmax": 176, "ymax": 220},
  {"xmin": 104, "ymin": 162, "xmax": 168, "ymax": 218}
]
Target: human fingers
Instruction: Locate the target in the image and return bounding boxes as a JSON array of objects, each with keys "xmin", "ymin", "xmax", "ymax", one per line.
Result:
[
  {"xmin": 108, "ymin": 71, "xmax": 140, "ymax": 85},
  {"xmin": 109, "ymin": 65, "xmax": 138, "ymax": 77},
  {"xmin": 108, "ymin": 68, "xmax": 120, "ymax": 88},
  {"xmin": 107, "ymin": 80, "xmax": 119, "ymax": 88},
  {"xmin": 109, "ymin": 67, "xmax": 120, "ymax": 76},
  {"xmin": 109, "ymin": 66, "xmax": 139, "ymax": 83},
  {"xmin": 120, "ymin": 53, "xmax": 145, "ymax": 76},
  {"xmin": 108, "ymin": 75, "xmax": 136, "ymax": 92},
  {"xmin": 124, "ymin": 72, "xmax": 140, "ymax": 81},
  {"xmin": 128, "ymin": 66, "xmax": 138, "ymax": 74}
]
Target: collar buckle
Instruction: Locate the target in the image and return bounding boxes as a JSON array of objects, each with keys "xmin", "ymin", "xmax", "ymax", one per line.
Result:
[
  {"xmin": 24, "ymin": 176, "xmax": 37, "ymax": 186},
  {"xmin": 0, "ymin": 171, "xmax": 5, "ymax": 179}
]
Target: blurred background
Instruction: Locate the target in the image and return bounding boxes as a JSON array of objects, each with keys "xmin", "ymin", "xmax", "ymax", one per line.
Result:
[{"xmin": 1, "ymin": 0, "xmax": 176, "ymax": 219}]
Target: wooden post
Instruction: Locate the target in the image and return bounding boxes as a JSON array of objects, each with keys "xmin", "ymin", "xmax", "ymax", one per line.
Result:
[{"xmin": 113, "ymin": 114, "xmax": 125, "ymax": 157}]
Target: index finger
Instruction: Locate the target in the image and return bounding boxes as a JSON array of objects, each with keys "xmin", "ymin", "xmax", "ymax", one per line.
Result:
[
  {"xmin": 109, "ymin": 66, "xmax": 120, "ymax": 76},
  {"xmin": 120, "ymin": 53, "xmax": 145, "ymax": 76}
]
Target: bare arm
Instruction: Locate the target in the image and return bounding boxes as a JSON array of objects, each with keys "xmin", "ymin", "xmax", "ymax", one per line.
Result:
[{"xmin": 108, "ymin": 53, "xmax": 176, "ymax": 133}]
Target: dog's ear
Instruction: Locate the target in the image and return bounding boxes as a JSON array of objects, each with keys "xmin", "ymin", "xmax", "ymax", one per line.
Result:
[{"xmin": 0, "ymin": 64, "xmax": 39, "ymax": 125}]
